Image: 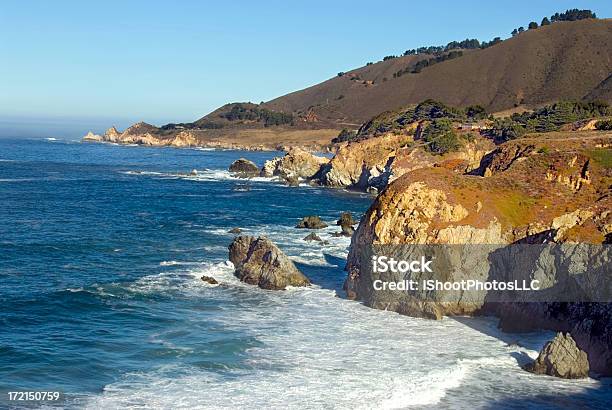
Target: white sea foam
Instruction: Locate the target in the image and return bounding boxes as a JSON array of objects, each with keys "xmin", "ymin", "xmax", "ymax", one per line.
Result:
[{"xmin": 84, "ymin": 213, "xmax": 608, "ymax": 409}]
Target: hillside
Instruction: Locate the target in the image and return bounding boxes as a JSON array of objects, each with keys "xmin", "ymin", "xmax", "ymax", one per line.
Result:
[
  {"xmin": 85, "ymin": 18, "xmax": 612, "ymax": 149},
  {"xmin": 260, "ymin": 19, "xmax": 612, "ymax": 126}
]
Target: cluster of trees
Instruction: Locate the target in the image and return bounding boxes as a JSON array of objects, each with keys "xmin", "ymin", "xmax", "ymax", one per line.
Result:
[
  {"xmin": 512, "ymin": 9, "xmax": 596, "ymax": 36},
  {"xmin": 221, "ymin": 104, "xmax": 294, "ymax": 127},
  {"xmin": 489, "ymin": 100, "xmax": 610, "ymax": 141},
  {"xmin": 160, "ymin": 121, "xmax": 224, "ymax": 131},
  {"xmin": 393, "ymin": 51, "xmax": 463, "ymax": 77},
  {"xmin": 353, "ymin": 99, "xmax": 486, "ymax": 139},
  {"xmin": 403, "ymin": 38, "xmax": 481, "ymax": 57},
  {"xmin": 552, "ymin": 9, "xmax": 597, "ymax": 21}
]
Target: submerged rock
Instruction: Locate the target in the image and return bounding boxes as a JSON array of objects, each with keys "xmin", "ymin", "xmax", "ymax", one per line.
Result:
[
  {"xmin": 201, "ymin": 275, "xmax": 219, "ymax": 285},
  {"xmin": 229, "ymin": 158, "xmax": 259, "ymax": 177},
  {"xmin": 303, "ymin": 232, "xmax": 323, "ymax": 242},
  {"xmin": 524, "ymin": 333, "xmax": 589, "ymax": 379},
  {"xmin": 296, "ymin": 216, "xmax": 328, "ymax": 229},
  {"xmin": 228, "ymin": 236, "xmax": 310, "ymax": 290}
]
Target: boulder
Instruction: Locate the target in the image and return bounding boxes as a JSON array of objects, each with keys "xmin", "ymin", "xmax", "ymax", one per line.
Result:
[
  {"xmin": 229, "ymin": 158, "xmax": 259, "ymax": 177},
  {"xmin": 201, "ymin": 275, "xmax": 219, "ymax": 285},
  {"xmin": 296, "ymin": 216, "xmax": 328, "ymax": 229},
  {"xmin": 303, "ymin": 232, "xmax": 323, "ymax": 242},
  {"xmin": 228, "ymin": 227, "xmax": 242, "ymax": 234},
  {"xmin": 524, "ymin": 332, "xmax": 590, "ymax": 379},
  {"xmin": 82, "ymin": 131, "xmax": 103, "ymax": 141},
  {"xmin": 228, "ymin": 236, "xmax": 310, "ymax": 290},
  {"xmin": 261, "ymin": 148, "xmax": 328, "ymax": 179},
  {"xmin": 337, "ymin": 212, "xmax": 357, "ymax": 227}
]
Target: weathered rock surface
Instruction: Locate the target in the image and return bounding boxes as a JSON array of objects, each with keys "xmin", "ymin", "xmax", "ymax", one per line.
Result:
[
  {"xmin": 316, "ymin": 132, "xmax": 491, "ymax": 191},
  {"xmin": 229, "ymin": 158, "xmax": 259, "ymax": 176},
  {"xmin": 83, "ymin": 131, "xmax": 103, "ymax": 141},
  {"xmin": 337, "ymin": 212, "xmax": 357, "ymax": 227},
  {"xmin": 344, "ymin": 135, "xmax": 612, "ymax": 374},
  {"xmin": 524, "ymin": 332, "xmax": 590, "ymax": 378},
  {"xmin": 260, "ymin": 148, "xmax": 329, "ymax": 180},
  {"xmin": 296, "ymin": 216, "xmax": 328, "ymax": 229},
  {"xmin": 228, "ymin": 236, "xmax": 310, "ymax": 290},
  {"xmin": 303, "ymin": 232, "xmax": 323, "ymax": 242},
  {"xmin": 201, "ymin": 275, "xmax": 219, "ymax": 285},
  {"xmin": 228, "ymin": 227, "xmax": 242, "ymax": 234}
]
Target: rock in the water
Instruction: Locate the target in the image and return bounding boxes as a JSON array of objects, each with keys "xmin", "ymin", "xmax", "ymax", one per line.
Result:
[
  {"xmin": 228, "ymin": 236, "xmax": 310, "ymax": 290},
  {"xmin": 228, "ymin": 227, "xmax": 242, "ymax": 234},
  {"xmin": 303, "ymin": 232, "xmax": 322, "ymax": 242},
  {"xmin": 260, "ymin": 148, "xmax": 329, "ymax": 179},
  {"xmin": 295, "ymin": 216, "xmax": 328, "ymax": 229},
  {"xmin": 229, "ymin": 158, "xmax": 259, "ymax": 177},
  {"xmin": 340, "ymin": 224, "xmax": 354, "ymax": 237},
  {"xmin": 190, "ymin": 169, "xmax": 198, "ymax": 176},
  {"xmin": 201, "ymin": 275, "xmax": 219, "ymax": 285},
  {"xmin": 337, "ymin": 212, "xmax": 357, "ymax": 227},
  {"xmin": 523, "ymin": 332, "xmax": 590, "ymax": 379}
]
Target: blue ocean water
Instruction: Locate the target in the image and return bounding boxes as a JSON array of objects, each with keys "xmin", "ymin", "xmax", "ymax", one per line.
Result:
[{"xmin": 1, "ymin": 138, "xmax": 611, "ymax": 409}]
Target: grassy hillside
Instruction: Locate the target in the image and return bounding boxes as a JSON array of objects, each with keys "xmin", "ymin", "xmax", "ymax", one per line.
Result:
[{"xmin": 258, "ymin": 19, "xmax": 611, "ymax": 127}]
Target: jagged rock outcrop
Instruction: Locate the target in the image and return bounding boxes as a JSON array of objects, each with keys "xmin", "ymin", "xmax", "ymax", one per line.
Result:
[
  {"xmin": 228, "ymin": 236, "xmax": 310, "ymax": 290},
  {"xmin": 303, "ymin": 232, "xmax": 323, "ymax": 242},
  {"xmin": 295, "ymin": 216, "xmax": 328, "ymax": 229},
  {"xmin": 229, "ymin": 158, "xmax": 259, "ymax": 176},
  {"xmin": 260, "ymin": 148, "xmax": 329, "ymax": 180},
  {"xmin": 524, "ymin": 332, "xmax": 590, "ymax": 378},
  {"xmin": 316, "ymin": 133, "xmax": 492, "ymax": 191}
]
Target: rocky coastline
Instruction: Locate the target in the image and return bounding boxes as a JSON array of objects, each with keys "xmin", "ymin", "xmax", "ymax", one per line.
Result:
[
  {"xmin": 89, "ymin": 107, "xmax": 612, "ymax": 379},
  {"xmin": 223, "ymin": 120, "xmax": 612, "ymax": 378}
]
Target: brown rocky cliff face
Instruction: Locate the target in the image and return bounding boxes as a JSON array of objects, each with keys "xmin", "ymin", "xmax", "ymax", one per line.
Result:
[
  {"xmin": 345, "ymin": 135, "xmax": 612, "ymax": 374},
  {"xmin": 317, "ymin": 131, "xmax": 492, "ymax": 191}
]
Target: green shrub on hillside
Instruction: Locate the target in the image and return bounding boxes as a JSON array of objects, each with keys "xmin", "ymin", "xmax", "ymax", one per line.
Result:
[
  {"xmin": 488, "ymin": 100, "xmax": 610, "ymax": 141},
  {"xmin": 221, "ymin": 104, "xmax": 293, "ymax": 127},
  {"xmin": 595, "ymin": 119, "xmax": 612, "ymax": 130},
  {"xmin": 422, "ymin": 118, "xmax": 462, "ymax": 154},
  {"xmin": 332, "ymin": 128, "xmax": 357, "ymax": 143}
]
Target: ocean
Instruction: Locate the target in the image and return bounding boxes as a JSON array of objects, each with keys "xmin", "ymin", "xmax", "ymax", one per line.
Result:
[{"xmin": 0, "ymin": 138, "xmax": 610, "ymax": 409}]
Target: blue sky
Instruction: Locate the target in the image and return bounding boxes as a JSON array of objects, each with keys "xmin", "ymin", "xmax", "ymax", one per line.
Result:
[{"xmin": 1, "ymin": 0, "xmax": 610, "ymax": 130}]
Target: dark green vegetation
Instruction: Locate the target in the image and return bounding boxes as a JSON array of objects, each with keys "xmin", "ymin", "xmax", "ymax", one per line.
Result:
[
  {"xmin": 220, "ymin": 104, "xmax": 294, "ymax": 127},
  {"xmin": 354, "ymin": 99, "xmax": 483, "ymax": 138},
  {"xmin": 421, "ymin": 118, "xmax": 462, "ymax": 154},
  {"xmin": 332, "ymin": 128, "xmax": 357, "ymax": 144},
  {"xmin": 489, "ymin": 101, "xmax": 611, "ymax": 141},
  {"xmin": 335, "ymin": 99, "xmax": 611, "ymax": 148},
  {"xmin": 512, "ymin": 9, "xmax": 596, "ymax": 36},
  {"xmin": 595, "ymin": 119, "xmax": 612, "ymax": 130},
  {"xmin": 394, "ymin": 51, "xmax": 463, "ymax": 77}
]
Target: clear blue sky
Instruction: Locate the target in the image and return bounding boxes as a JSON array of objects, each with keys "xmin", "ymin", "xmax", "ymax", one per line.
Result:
[{"xmin": 1, "ymin": 0, "xmax": 610, "ymax": 129}]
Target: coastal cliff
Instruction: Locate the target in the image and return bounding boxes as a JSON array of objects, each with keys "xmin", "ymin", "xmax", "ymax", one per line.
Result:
[{"xmin": 344, "ymin": 133, "xmax": 612, "ymax": 374}]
